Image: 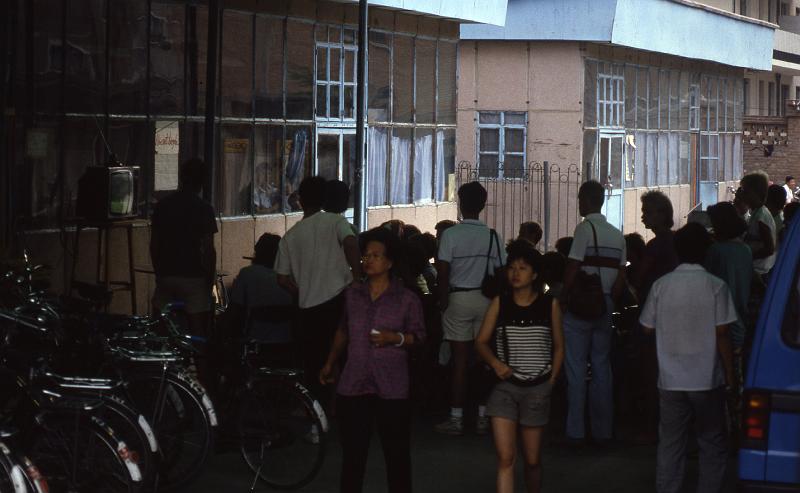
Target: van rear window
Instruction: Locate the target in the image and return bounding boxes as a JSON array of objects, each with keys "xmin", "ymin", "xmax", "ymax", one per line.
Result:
[{"xmin": 782, "ymin": 267, "xmax": 800, "ymax": 347}]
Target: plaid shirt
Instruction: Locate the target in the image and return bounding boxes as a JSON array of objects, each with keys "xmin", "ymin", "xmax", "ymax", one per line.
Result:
[{"xmin": 337, "ymin": 279, "xmax": 426, "ymax": 399}]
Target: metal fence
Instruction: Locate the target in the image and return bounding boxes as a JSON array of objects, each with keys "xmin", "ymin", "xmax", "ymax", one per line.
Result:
[{"xmin": 455, "ymin": 161, "xmax": 583, "ymax": 251}]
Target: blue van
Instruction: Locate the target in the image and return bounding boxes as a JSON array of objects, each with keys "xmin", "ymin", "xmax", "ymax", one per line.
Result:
[{"xmin": 739, "ymin": 217, "xmax": 800, "ymax": 491}]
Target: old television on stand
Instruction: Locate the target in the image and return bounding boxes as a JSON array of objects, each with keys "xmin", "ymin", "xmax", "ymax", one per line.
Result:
[{"xmin": 76, "ymin": 159, "xmax": 140, "ymax": 222}]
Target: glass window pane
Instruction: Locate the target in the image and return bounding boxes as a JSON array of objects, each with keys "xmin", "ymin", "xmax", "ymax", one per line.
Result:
[
  {"xmin": 700, "ymin": 76, "xmax": 709, "ymax": 131},
  {"xmin": 187, "ymin": 5, "xmax": 209, "ymax": 116},
  {"xmin": 679, "ymin": 71, "xmax": 689, "ymax": 130},
  {"xmin": 505, "ymin": 113, "xmax": 526, "ymax": 125},
  {"xmin": 316, "ymin": 46, "xmax": 328, "ymax": 82},
  {"xmin": 255, "ymin": 16, "xmax": 284, "ymax": 118},
  {"xmin": 65, "ymin": 0, "xmax": 106, "ymax": 114},
  {"xmin": 669, "ymin": 71, "xmax": 679, "ymax": 130},
  {"xmin": 368, "ymin": 32, "xmax": 391, "ymax": 122},
  {"xmin": 435, "ymin": 129, "xmax": 455, "ymax": 201},
  {"xmin": 26, "ymin": 122, "xmax": 61, "ymax": 227},
  {"xmin": 479, "ymin": 112, "xmax": 501, "ymax": 124},
  {"xmin": 679, "ymin": 133, "xmax": 690, "ymax": 185},
  {"xmin": 368, "ymin": 126, "xmax": 389, "ymax": 206},
  {"xmin": 344, "ymin": 50, "xmax": 355, "ymax": 83},
  {"xmin": 648, "ymin": 68, "xmax": 659, "ymax": 129},
  {"xmin": 503, "ymin": 155, "xmax": 524, "ymax": 179},
  {"xmin": 32, "ymin": 0, "xmax": 63, "ymax": 114},
  {"xmin": 63, "ymin": 118, "xmax": 107, "ymax": 218},
  {"xmin": 390, "ymin": 128, "xmax": 412, "ymax": 204},
  {"xmin": 343, "ymin": 133, "xmax": 356, "ymax": 208},
  {"xmin": 709, "ymin": 77, "xmax": 718, "ymax": 131},
  {"xmin": 218, "ymin": 126, "xmax": 253, "ymax": 216},
  {"xmin": 480, "ymin": 129, "xmax": 499, "ymax": 152},
  {"xmin": 344, "ymin": 86, "xmax": 354, "ymax": 119},
  {"xmin": 221, "ymin": 11, "xmax": 253, "ymax": 118},
  {"xmin": 254, "ymin": 125, "xmax": 283, "ymax": 215},
  {"xmin": 415, "ymin": 39, "xmax": 436, "ymax": 124},
  {"xmin": 479, "ymin": 154, "xmax": 499, "ymax": 179},
  {"xmin": 330, "ymin": 85, "xmax": 340, "ymax": 119},
  {"xmin": 657, "ymin": 132, "xmax": 669, "ymax": 185},
  {"xmin": 646, "ymin": 132, "xmax": 658, "ymax": 186},
  {"xmin": 726, "ymin": 79, "xmax": 735, "ymax": 132},
  {"xmin": 584, "ymin": 60, "xmax": 597, "ymax": 127},
  {"xmin": 437, "ymin": 42, "xmax": 457, "ymax": 124},
  {"xmin": 286, "ymin": 21, "xmax": 314, "ymax": 119},
  {"xmin": 330, "ymin": 48, "xmax": 340, "ymax": 82},
  {"xmin": 317, "ymin": 133, "xmax": 339, "ymax": 180},
  {"xmin": 151, "ymin": 2, "xmax": 185, "ymax": 116},
  {"xmin": 109, "ymin": 0, "xmax": 148, "ymax": 115},
  {"xmin": 659, "ymin": 71, "xmax": 669, "ymax": 130},
  {"xmin": 343, "ymin": 28, "xmax": 356, "ymax": 45},
  {"xmin": 108, "ymin": 120, "xmax": 151, "ymax": 214},
  {"xmin": 582, "ymin": 130, "xmax": 598, "ymax": 181},
  {"xmin": 328, "ymin": 26, "xmax": 342, "ymax": 44},
  {"xmin": 413, "ymin": 129, "xmax": 434, "ymax": 202},
  {"xmin": 637, "ymin": 67, "xmax": 648, "ymax": 130},
  {"xmin": 505, "ymin": 128, "xmax": 524, "ymax": 153},
  {"xmin": 284, "ymin": 126, "xmax": 312, "ymax": 212},
  {"xmin": 316, "ymin": 85, "xmax": 327, "ymax": 118},
  {"xmin": 392, "ymin": 35, "xmax": 414, "ymax": 123},
  {"xmin": 625, "ymin": 66, "xmax": 636, "ymax": 128},
  {"xmin": 634, "ymin": 131, "xmax": 647, "ymax": 187}
]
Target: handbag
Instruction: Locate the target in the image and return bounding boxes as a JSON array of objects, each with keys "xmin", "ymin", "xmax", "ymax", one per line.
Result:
[
  {"xmin": 567, "ymin": 221, "xmax": 607, "ymax": 320},
  {"xmin": 480, "ymin": 229, "xmax": 505, "ymax": 299}
]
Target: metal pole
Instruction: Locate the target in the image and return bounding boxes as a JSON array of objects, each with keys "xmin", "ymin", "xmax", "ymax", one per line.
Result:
[
  {"xmin": 354, "ymin": 0, "xmax": 368, "ymax": 232},
  {"xmin": 543, "ymin": 161, "xmax": 550, "ymax": 251},
  {"xmin": 203, "ymin": 0, "xmax": 220, "ymax": 203}
]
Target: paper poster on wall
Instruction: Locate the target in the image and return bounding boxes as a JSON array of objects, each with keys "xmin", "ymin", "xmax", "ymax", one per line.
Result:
[{"xmin": 154, "ymin": 121, "xmax": 180, "ymax": 191}]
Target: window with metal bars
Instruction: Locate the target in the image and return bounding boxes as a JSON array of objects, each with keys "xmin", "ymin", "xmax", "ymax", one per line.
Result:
[{"xmin": 476, "ymin": 112, "xmax": 527, "ymax": 179}]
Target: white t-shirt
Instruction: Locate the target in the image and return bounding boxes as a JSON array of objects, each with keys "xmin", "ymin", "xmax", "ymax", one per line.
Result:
[
  {"xmin": 747, "ymin": 206, "xmax": 777, "ymax": 275},
  {"xmin": 437, "ymin": 219, "xmax": 506, "ymax": 290},
  {"xmin": 784, "ymin": 184, "xmax": 795, "ymax": 205},
  {"xmin": 639, "ymin": 264, "xmax": 738, "ymax": 391},
  {"xmin": 568, "ymin": 213, "xmax": 626, "ymax": 295},
  {"xmin": 274, "ymin": 212, "xmax": 355, "ymax": 308}
]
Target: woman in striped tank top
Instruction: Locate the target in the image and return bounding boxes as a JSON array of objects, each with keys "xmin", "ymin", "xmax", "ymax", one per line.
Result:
[{"xmin": 476, "ymin": 240, "xmax": 565, "ymax": 493}]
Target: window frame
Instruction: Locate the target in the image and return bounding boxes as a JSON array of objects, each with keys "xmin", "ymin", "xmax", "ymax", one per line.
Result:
[
  {"xmin": 314, "ymin": 24, "xmax": 358, "ymax": 123},
  {"xmin": 476, "ymin": 111, "xmax": 527, "ymax": 180}
]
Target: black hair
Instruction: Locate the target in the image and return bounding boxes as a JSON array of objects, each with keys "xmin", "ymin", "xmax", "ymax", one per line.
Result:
[
  {"xmin": 298, "ymin": 176, "xmax": 327, "ymax": 210},
  {"xmin": 458, "ymin": 181, "xmax": 488, "ymax": 215},
  {"xmin": 180, "ymin": 158, "xmax": 206, "ymax": 190},
  {"xmin": 506, "ymin": 239, "xmax": 544, "ymax": 291},
  {"xmin": 674, "ymin": 222, "xmax": 713, "ymax": 264},
  {"xmin": 380, "ymin": 220, "xmax": 405, "ymax": 239},
  {"xmin": 360, "ymin": 227, "xmax": 416, "ymax": 288},
  {"xmin": 254, "ymin": 233, "xmax": 281, "ymax": 268},
  {"xmin": 707, "ymin": 202, "xmax": 747, "ymax": 241},
  {"xmin": 641, "ymin": 190, "xmax": 675, "ymax": 228},
  {"xmin": 579, "ymin": 180, "xmax": 605, "ymax": 209},
  {"xmin": 541, "ymin": 251, "xmax": 566, "ymax": 286},
  {"xmin": 787, "ymin": 176, "xmax": 795, "ymax": 183},
  {"xmin": 401, "ymin": 224, "xmax": 422, "ymax": 241},
  {"xmin": 555, "ymin": 237, "xmax": 573, "ymax": 257},
  {"xmin": 741, "ymin": 172, "xmax": 769, "ymax": 205},
  {"xmin": 323, "ymin": 180, "xmax": 350, "ymax": 214},
  {"xmin": 786, "ymin": 202, "xmax": 800, "ymax": 226},
  {"xmin": 624, "ymin": 233, "xmax": 646, "ymax": 261},
  {"xmin": 518, "ymin": 222, "xmax": 543, "ymax": 244},
  {"xmin": 767, "ymin": 184, "xmax": 787, "ymax": 211},
  {"xmin": 407, "ymin": 232, "xmax": 436, "ymax": 260}
]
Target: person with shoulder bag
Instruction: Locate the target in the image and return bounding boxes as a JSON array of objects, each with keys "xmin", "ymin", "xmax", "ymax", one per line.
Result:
[
  {"xmin": 476, "ymin": 240, "xmax": 564, "ymax": 493},
  {"xmin": 560, "ymin": 180, "xmax": 627, "ymax": 446}
]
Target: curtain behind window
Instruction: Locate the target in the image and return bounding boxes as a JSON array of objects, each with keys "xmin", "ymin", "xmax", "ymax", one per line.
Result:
[
  {"xmin": 390, "ymin": 129, "xmax": 412, "ymax": 204},
  {"xmin": 367, "ymin": 127, "xmax": 387, "ymax": 206},
  {"xmin": 413, "ymin": 130, "xmax": 433, "ymax": 203}
]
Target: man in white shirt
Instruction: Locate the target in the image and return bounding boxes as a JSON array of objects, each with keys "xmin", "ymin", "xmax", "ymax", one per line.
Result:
[
  {"xmin": 561, "ymin": 180, "xmax": 626, "ymax": 444},
  {"xmin": 435, "ymin": 181, "xmax": 506, "ymax": 436},
  {"xmin": 741, "ymin": 173, "xmax": 777, "ymax": 276},
  {"xmin": 783, "ymin": 176, "xmax": 796, "ymax": 205},
  {"xmin": 640, "ymin": 223, "xmax": 736, "ymax": 493},
  {"xmin": 275, "ymin": 176, "xmax": 362, "ymax": 404}
]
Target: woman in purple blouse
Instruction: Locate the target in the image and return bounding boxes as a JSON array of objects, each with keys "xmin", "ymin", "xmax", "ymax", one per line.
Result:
[{"xmin": 320, "ymin": 228, "xmax": 426, "ymax": 493}]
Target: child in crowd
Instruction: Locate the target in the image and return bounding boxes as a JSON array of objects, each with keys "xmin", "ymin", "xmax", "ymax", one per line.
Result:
[{"xmin": 475, "ymin": 240, "xmax": 564, "ymax": 493}]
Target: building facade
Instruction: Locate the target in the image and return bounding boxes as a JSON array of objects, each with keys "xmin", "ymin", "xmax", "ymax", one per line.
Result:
[
  {"xmin": 459, "ymin": 0, "xmax": 775, "ymax": 247},
  {"xmin": 0, "ymin": 0, "xmax": 506, "ymax": 313}
]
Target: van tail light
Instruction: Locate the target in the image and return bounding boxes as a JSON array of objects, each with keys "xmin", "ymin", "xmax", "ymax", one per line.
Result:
[{"xmin": 741, "ymin": 391, "xmax": 770, "ymax": 450}]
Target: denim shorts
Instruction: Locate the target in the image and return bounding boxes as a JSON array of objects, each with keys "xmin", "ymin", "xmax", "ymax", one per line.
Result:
[{"xmin": 486, "ymin": 380, "xmax": 552, "ymax": 427}]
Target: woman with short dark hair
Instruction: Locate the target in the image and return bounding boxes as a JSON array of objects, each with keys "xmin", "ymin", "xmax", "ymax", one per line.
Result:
[{"xmin": 320, "ymin": 228, "xmax": 426, "ymax": 493}]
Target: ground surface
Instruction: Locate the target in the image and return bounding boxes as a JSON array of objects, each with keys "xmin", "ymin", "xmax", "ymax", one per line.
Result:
[{"xmin": 193, "ymin": 416, "xmax": 738, "ymax": 493}]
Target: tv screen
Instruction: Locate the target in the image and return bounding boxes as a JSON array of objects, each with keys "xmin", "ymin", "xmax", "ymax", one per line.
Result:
[{"xmin": 108, "ymin": 169, "xmax": 135, "ymax": 216}]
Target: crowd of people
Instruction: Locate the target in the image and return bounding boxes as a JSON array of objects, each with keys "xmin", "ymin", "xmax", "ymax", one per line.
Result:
[{"xmin": 148, "ymin": 158, "xmax": 792, "ymax": 493}]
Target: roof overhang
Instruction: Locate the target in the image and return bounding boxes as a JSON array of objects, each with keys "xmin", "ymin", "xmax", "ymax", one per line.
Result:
[
  {"xmin": 460, "ymin": 0, "xmax": 775, "ymax": 70},
  {"xmin": 335, "ymin": 0, "xmax": 509, "ymax": 26}
]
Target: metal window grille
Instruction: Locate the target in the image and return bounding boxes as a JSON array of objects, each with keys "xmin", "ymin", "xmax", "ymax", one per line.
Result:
[{"xmin": 476, "ymin": 111, "xmax": 527, "ymax": 180}]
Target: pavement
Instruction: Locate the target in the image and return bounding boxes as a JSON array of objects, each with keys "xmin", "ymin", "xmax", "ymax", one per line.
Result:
[{"xmin": 192, "ymin": 416, "xmax": 739, "ymax": 493}]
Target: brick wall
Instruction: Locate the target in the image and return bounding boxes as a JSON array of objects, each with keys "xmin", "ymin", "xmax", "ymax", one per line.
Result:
[{"xmin": 743, "ymin": 115, "xmax": 800, "ymax": 183}]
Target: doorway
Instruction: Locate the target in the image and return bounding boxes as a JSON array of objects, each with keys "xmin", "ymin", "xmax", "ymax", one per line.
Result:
[
  {"xmin": 596, "ymin": 132, "xmax": 625, "ymax": 231},
  {"xmin": 316, "ymin": 128, "xmax": 356, "ymax": 209}
]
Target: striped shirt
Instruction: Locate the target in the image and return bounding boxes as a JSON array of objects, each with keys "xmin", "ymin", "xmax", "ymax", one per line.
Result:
[
  {"xmin": 438, "ymin": 219, "xmax": 506, "ymax": 289},
  {"xmin": 495, "ymin": 294, "xmax": 553, "ymax": 382}
]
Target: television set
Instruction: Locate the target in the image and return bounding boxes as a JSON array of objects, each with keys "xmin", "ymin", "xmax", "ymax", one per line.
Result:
[{"xmin": 76, "ymin": 165, "xmax": 140, "ymax": 221}]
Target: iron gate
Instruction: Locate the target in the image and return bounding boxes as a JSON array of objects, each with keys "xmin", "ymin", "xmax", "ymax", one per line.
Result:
[{"xmin": 455, "ymin": 161, "xmax": 583, "ymax": 251}]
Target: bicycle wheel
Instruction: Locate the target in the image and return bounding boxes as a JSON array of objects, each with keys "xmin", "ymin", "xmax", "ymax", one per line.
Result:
[
  {"xmin": 97, "ymin": 394, "xmax": 159, "ymax": 488},
  {"xmin": 238, "ymin": 380, "xmax": 326, "ymax": 490},
  {"xmin": 124, "ymin": 370, "xmax": 212, "ymax": 490},
  {"xmin": 29, "ymin": 413, "xmax": 138, "ymax": 493}
]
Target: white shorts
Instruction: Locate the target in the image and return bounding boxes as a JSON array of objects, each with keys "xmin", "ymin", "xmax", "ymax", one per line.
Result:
[{"xmin": 442, "ymin": 290, "xmax": 491, "ymax": 342}]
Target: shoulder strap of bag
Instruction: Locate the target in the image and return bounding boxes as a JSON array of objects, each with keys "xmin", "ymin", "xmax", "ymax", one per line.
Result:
[
  {"xmin": 492, "ymin": 230, "xmax": 504, "ymax": 268},
  {"xmin": 587, "ymin": 220, "xmax": 603, "ymax": 277},
  {"xmin": 484, "ymin": 229, "xmax": 495, "ymax": 276}
]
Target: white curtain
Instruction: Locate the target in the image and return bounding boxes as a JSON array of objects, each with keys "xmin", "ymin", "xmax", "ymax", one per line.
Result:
[
  {"xmin": 733, "ymin": 134, "xmax": 743, "ymax": 181},
  {"xmin": 367, "ymin": 127, "xmax": 387, "ymax": 206},
  {"xmin": 390, "ymin": 130, "xmax": 412, "ymax": 205},
  {"xmin": 435, "ymin": 130, "xmax": 446, "ymax": 202},
  {"xmin": 657, "ymin": 132, "xmax": 669, "ymax": 186},
  {"xmin": 413, "ymin": 131, "xmax": 433, "ymax": 204},
  {"xmin": 668, "ymin": 132, "xmax": 679, "ymax": 185}
]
